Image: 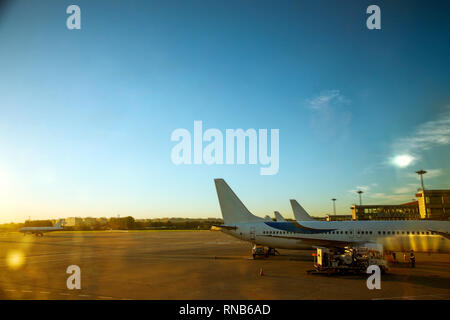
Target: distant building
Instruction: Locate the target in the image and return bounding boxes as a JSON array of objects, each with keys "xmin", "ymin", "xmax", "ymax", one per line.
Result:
[
  {"xmin": 351, "ymin": 202, "xmax": 420, "ymax": 220},
  {"xmin": 65, "ymin": 217, "xmax": 83, "ymax": 226},
  {"xmin": 83, "ymin": 217, "xmax": 97, "ymax": 226},
  {"xmin": 325, "ymin": 215, "xmax": 353, "ymax": 221},
  {"xmin": 351, "ymin": 189, "xmax": 450, "ymax": 220},
  {"xmin": 416, "ymin": 189, "xmax": 450, "ymax": 220},
  {"xmin": 96, "ymin": 217, "xmax": 108, "ymax": 225}
]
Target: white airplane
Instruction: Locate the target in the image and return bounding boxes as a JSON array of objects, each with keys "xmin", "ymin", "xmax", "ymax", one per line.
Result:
[
  {"xmin": 290, "ymin": 199, "xmax": 315, "ymax": 221},
  {"xmin": 214, "ymin": 179, "xmax": 450, "ymax": 254},
  {"xmin": 19, "ymin": 219, "xmax": 64, "ymax": 237},
  {"xmin": 274, "ymin": 211, "xmax": 286, "ymax": 222},
  {"xmin": 264, "ymin": 215, "xmax": 272, "ymax": 221}
]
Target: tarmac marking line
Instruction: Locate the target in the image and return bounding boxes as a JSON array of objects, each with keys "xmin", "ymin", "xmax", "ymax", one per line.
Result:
[{"xmin": 373, "ymin": 293, "xmax": 450, "ymax": 300}]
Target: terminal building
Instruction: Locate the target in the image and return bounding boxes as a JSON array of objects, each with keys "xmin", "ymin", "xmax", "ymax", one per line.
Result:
[
  {"xmin": 325, "ymin": 215, "xmax": 353, "ymax": 221},
  {"xmin": 416, "ymin": 189, "xmax": 450, "ymax": 220},
  {"xmin": 351, "ymin": 189, "xmax": 450, "ymax": 221},
  {"xmin": 351, "ymin": 202, "xmax": 420, "ymax": 220}
]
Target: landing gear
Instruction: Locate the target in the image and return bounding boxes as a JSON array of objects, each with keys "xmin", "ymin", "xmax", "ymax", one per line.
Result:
[
  {"xmin": 267, "ymin": 247, "xmax": 279, "ymax": 256},
  {"xmin": 385, "ymin": 251, "xmax": 397, "ymax": 263},
  {"xmin": 34, "ymin": 232, "xmax": 43, "ymax": 237},
  {"xmin": 252, "ymin": 245, "xmax": 279, "ymax": 259},
  {"xmin": 252, "ymin": 245, "xmax": 266, "ymax": 259}
]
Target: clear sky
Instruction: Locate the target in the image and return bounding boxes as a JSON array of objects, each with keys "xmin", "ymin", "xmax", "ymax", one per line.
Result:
[{"xmin": 0, "ymin": 0, "xmax": 449, "ymax": 223}]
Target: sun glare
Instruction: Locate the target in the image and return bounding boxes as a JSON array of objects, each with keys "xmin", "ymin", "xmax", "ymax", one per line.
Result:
[
  {"xmin": 6, "ymin": 250, "xmax": 25, "ymax": 270},
  {"xmin": 392, "ymin": 154, "xmax": 415, "ymax": 168}
]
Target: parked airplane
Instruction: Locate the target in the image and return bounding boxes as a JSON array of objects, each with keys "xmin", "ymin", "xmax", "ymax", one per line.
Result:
[
  {"xmin": 19, "ymin": 219, "xmax": 64, "ymax": 237},
  {"xmin": 264, "ymin": 215, "xmax": 272, "ymax": 221},
  {"xmin": 214, "ymin": 179, "xmax": 450, "ymax": 254},
  {"xmin": 290, "ymin": 199, "xmax": 315, "ymax": 221},
  {"xmin": 274, "ymin": 211, "xmax": 286, "ymax": 222}
]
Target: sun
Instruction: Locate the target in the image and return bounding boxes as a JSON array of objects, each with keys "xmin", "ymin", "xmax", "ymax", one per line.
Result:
[{"xmin": 392, "ymin": 154, "xmax": 415, "ymax": 168}]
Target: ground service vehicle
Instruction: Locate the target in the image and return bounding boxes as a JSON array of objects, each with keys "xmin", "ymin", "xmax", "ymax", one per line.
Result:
[
  {"xmin": 252, "ymin": 245, "xmax": 267, "ymax": 259},
  {"xmin": 308, "ymin": 246, "xmax": 388, "ymax": 275}
]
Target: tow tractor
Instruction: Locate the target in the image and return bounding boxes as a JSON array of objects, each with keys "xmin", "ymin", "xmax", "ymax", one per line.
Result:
[
  {"xmin": 307, "ymin": 245, "xmax": 388, "ymax": 275},
  {"xmin": 252, "ymin": 245, "xmax": 280, "ymax": 259},
  {"xmin": 252, "ymin": 245, "xmax": 267, "ymax": 259}
]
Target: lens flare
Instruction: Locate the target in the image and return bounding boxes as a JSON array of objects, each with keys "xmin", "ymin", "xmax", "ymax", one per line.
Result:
[
  {"xmin": 392, "ymin": 154, "xmax": 415, "ymax": 168},
  {"xmin": 6, "ymin": 250, "xmax": 25, "ymax": 270}
]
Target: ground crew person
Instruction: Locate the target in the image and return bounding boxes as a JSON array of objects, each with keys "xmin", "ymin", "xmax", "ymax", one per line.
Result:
[{"xmin": 410, "ymin": 250, "xmax": 416, "ymax": 268}]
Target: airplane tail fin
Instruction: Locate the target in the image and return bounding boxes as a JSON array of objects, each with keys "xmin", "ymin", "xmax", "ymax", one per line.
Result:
[
  {"xmin": 214, "ymin": 179, "xmax": 265, "ymax": 224},
  {"xmin": 290, "ymin": 199, "xmax": 315, "ymax": 221},
  {"xmin": 274, "ymin": 211, "xmax": 286, "ymax": 222},
  {"xmin": 54, "ymin": 219, "xmax": 63, "ymax": 228}
]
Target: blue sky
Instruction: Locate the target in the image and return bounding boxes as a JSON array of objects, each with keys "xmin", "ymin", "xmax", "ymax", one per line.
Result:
[{"xmin": 0, "ymin": 0, "xmax": 449, "ymax": 222}]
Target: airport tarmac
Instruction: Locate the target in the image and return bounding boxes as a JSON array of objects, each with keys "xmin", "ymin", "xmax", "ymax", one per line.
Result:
[{"xmin": 0, "ymin": 230, "xmax": 449, "ymax": 300}]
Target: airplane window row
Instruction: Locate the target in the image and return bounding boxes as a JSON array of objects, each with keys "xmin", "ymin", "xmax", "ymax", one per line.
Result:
[
  {"xmin": 376, "ymin": 231, "xmax": 435, "ymax": 235},
  {"xmin": 328, "ymin": 231, "xmax": 355, "ymax": 235},
  {"xmin": 326, "ymin": 230, "xmax": 436, "ymax": 235},
  {"xmin": 263, "ymin": 231, "xmax": 293, "ymax": 235},
  {"xmin": 262, "ymin": 230, "xmax": 437, "ymax": 236}
]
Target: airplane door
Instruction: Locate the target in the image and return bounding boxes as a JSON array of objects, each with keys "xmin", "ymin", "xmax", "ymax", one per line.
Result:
[
  {"xmin": 349, "ymin": 229, "xmax": 355, "ymax": 240},
  {"xmin": 354, "ymin": 228, "xmax": 361, "ymax": 239},
  {"xmin": 250, "ymin": 227, "xmax": 255, "ymax": 241}
]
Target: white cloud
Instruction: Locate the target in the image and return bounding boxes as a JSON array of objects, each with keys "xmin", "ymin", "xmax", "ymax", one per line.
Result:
[
  {"xmin": 349, "ymin": 185, "xmax": 370, "ymax": 194},
  {"xmin": 366, "ymin": 192, "xmax": 415, "ymax": 202},
  {"xmin": 393, "ymin": 184, "xmax": 419, "ymax": 194},
  {"xmin": 406, "ymin": 168, "xmax": 444, "ymax": 180},
  {"xmin": 349, "ymin": 183, "xmax": 419, "ymax": 204},
  {"xmin": 307, "ymin": 90, "xmax": 349, "ymax": 112},
  {"xmin": 306, "ymin": 90, "xmax": 351, "ymax": 138},
  {"xmin": 391, "ymin": 105, "xmax": 450, "ymax": 157}
]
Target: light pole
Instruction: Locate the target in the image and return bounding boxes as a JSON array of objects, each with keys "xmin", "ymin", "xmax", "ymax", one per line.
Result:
[
  {"xmin": 416, "ymin": 169, "xmax": 427, "ymax": 190},
  {"xmin": 357, "ymin": 190, "xmax": 363, "ymax": 206},
  {"xmin": 331, "ymin": 198, "xmax": 336, "ymax": 216}
]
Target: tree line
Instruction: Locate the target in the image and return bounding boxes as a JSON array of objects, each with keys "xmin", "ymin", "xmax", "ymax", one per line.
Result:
[{"xmin": 0, "ymin": 217, "xmax": 224, "ymax": 232}]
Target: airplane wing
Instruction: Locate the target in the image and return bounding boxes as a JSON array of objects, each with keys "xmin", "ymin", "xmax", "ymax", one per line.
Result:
[
  {"xmin": 264, "ymin": 234, "xmax": 365, "ymax": 248},
  {"xmin": 429, "ymin": 230, "xmax": 450, "ymax": 240},
  {"xmin": 216, "ymin": 225, "xmax": 237, "ymax": 230}
]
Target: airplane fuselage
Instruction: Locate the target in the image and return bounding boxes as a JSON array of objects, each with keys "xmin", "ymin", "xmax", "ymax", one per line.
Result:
[
  {"xmin": 222, "ymin": 220, "xmax": 450, "ymax": 253},
  {"xmin": 19, "ymin": 226, "xmax": 64, "ymax": 235}
]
